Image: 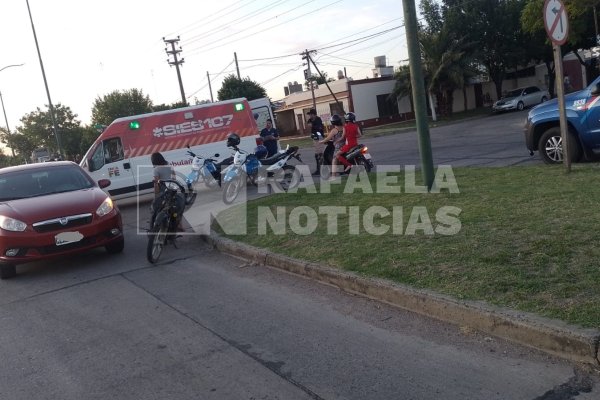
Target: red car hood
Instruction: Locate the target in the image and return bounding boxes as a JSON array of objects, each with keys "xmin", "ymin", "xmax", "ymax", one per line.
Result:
[{"xmin": 0, "ymin": 188, "xmax": 109, "ymax": 224}]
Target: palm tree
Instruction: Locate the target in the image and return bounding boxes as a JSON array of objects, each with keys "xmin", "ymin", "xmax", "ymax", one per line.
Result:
[{"xmin": 392, "ymin": 31, "xmax": 475, "ymax": 118}]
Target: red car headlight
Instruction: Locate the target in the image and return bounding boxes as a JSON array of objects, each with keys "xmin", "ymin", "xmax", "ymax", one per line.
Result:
[
  {"xmin": 96, "ymin": 197, "xmax": 114, "ymax": 217},
  {"xmin": 0, "ymin": 215, "xmax": 27, "ymax": 232}
]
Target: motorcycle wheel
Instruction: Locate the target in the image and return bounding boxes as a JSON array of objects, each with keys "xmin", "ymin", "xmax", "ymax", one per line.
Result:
[
  {"xmin": 355, "ymin": 157, "xmax": 372, "ymax": 173},
  {"xmin": 147, "ymin": 223, "xmax": 168, "ymax": 263},
  {"xmin": 222, "ymin": 177, "xmax": 242, "ymax": 204},
  {"xmin": 205, "ymin": 177, "xmax": 220, "ymax": 189},
  {"xmin": 277, "ymin": 165, "xmax": 301, "ymax": 191}
]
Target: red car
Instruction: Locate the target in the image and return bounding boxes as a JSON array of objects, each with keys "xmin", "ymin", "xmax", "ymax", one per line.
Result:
[{"xmin": 0, "ymin": 161, "xmax": 124, "ymax": 279}]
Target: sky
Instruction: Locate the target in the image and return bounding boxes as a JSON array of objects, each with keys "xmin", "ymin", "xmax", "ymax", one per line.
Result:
[{"xmin": 0, "ymin": 0, "xmax": 408, "ymax": 136}]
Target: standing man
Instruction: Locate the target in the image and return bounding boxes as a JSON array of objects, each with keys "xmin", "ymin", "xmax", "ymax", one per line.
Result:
[
  {"xmin": 307, "ymin": 108, "xmax": 324, "ymax": 175},
  {"xmin": 259, "ymin": 118, "xmax": 280, "ymax": 157}
]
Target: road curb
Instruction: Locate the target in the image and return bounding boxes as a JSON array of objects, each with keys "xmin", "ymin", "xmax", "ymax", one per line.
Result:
[{"xmin": 202, "ymin": 232, "xmax": 600, "ymax": 366}]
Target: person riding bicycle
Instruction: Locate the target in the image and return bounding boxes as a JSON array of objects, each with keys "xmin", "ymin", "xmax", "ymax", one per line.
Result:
[{"xmin": 150, "ymin": 152, "xmax": 185, "ymax": 230}]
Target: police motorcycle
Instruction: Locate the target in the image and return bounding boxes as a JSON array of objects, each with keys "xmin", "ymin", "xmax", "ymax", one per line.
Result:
[
  {"xmin": 183, "ymin": 145, "xmax": 235, "ymax": 206},
  {"xmin": 221, "ymin": 133, "xmax": 302, "ymax": 204}
]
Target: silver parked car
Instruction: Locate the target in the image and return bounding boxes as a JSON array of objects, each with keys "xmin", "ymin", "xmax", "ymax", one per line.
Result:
[{"xmin": 492, "ymin": 86, "xmax": 549, "ymax": 112}]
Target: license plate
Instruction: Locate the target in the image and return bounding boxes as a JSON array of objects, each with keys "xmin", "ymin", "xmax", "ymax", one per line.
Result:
[
  {"xmin": 55, "ymin": 231, "xmax": 84, "ymax": 246},
  {"xmin": 363, "ymin": 153, "xmax": 372, "ymax": 160}
]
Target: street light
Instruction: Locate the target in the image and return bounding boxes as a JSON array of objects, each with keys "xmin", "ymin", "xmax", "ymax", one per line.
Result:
[
  {"xmin": 0, "ymin": 63, "xmax": 25, "ymax": 157},
  {"xmin": 25, "ymin": 0, "xmax": 63, "ymax": 158}
]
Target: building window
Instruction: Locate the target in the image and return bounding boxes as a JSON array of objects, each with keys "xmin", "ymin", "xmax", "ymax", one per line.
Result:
[
  {"xmin": 376, "ymin": 94, "xmax": 399, "ymax": 118},
  {"xmin": 329, "ymin": 102, "xmax": 344, "ymax": 116}
]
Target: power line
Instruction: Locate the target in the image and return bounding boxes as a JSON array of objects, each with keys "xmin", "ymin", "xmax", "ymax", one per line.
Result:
[
  {"xmin": 260, "ymin": 65, "xmax": 303, "ymax": 86},
  {"xmin": 314, "ymin": 51, "xmax": 373, "ymax": 66},
  {"xmin": 316, "ymin": 17, "xmax": 404, "ymax": 49},
  {"xmin": 316, "ymin": 25, "xmax": 403, "ymax": 52},
  {"xmin": 163, "ymin": 0, "xmax": 259, "ymax": 39},
  {"xmin": 186, "ymin": 60, "xmax": 235, "ymax": 99},
  {"xmin": 183, "ymin": 0, "xmax": 292, "ymax": 46},
  {"xmin": 186, "ymin": 0, "xmax": 343, "ymax": 56}
]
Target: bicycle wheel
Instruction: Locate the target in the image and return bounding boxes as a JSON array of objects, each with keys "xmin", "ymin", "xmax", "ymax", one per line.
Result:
[{"xmin": 147, "ymin": 223, "xmax": 168, "ymax": 263}]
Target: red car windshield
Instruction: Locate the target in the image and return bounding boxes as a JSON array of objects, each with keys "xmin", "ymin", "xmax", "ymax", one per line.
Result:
[{"xmin": 0, "ymin": 165, "xmax": 94, "ymax": 201}]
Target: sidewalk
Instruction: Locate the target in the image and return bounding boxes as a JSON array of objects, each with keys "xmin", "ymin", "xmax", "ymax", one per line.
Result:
[{"xmin": 202, "ymin": 232, "xmax": 600, "ymax": 366}]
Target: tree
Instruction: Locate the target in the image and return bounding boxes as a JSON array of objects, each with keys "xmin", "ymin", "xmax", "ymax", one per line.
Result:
[
  {"xmin": 14, "ymin": 104, "xmax": 82, "ymax": 159},
  {"xmin": 392, "ymin": 0, "xmax": 478, "ymax": 118},
  {"xmin": 304, "ymin": 71, "xmax": 335, "ymax": 90},
  {"xmin": 521, "ymin": 0, "xmax": 599, "ymax": 97},
  {"xmin": 0, "ymin": 151, "xmax": 9, "ymax": 168},
  {"xmin": 217, "ymin": 75, "xmax": 267, "ymax": 101},
  {"xmin": 152, "ymin": 101, "xmax": 189, "ymax": 112},
  {"xmin": 454, "ymin": 0, "xmax": 528, "ymax": 100},
  {"xmin": 0, "ymin": 129, "xmax": 35, "ymax": 161},
  {"xmin": 91, "ymin": 88, "xmax": 153, "ymax": 126}
]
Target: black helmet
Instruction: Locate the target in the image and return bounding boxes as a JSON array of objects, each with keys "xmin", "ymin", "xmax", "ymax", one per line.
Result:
[
  {"xmin": 345, "ymin": 112, "xmax": 356, "ymax": 122},
  {"xmin": 226, "ymin": 133, "xmax": 240, "ymax": 147},
  {"xmin": 330, "ymin": 114, "xmax": 342, "ymax": 126}
]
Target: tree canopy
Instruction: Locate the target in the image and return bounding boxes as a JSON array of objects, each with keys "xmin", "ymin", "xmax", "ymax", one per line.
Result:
[
  {"xmin": 0, "ymin": 104, "xmax": 93, "ymax": 161},
  {"xmin": 304, "ymin": 71, "xmax": 335, "ymax": 90},
  {"xmin": 217, "ymin": 75, "xmax": 267, "ymax": 101},
  {"xmin": 91, "ymin": 88, "xmax": 153, "ymax": 126}
]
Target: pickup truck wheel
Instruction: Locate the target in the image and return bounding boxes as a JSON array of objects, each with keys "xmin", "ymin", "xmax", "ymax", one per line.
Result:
[
  {"xmin": 517, "ymin": 101, "xmax": 525, "ymax": 111},
  {"xmin": 538, "ymin": 127, "xmax": 582, "ymax": 164}
]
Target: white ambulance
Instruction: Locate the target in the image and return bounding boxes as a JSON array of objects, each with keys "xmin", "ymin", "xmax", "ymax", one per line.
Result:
[{"xmin": 80, "ymin": 98, "xmax": 260, "ymax": 199}]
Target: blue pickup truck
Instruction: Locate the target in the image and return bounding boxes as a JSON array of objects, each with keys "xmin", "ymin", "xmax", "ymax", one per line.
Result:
[{"xmin": 524, "ymin": 76, "xmax": 600, "ymax": 163}]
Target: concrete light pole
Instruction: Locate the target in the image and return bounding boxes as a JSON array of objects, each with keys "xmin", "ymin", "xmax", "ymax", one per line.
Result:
[
  {"xmin": 25, "ymin": 0, "xmax": 63, "ymax": 157},
  {"xmin": 0, "ymin": 63, "xmax": 25, "ymax": 157}
]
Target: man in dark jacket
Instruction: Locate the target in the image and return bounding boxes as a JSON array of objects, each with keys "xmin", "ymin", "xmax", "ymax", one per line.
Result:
[
  {"xmin": 307, "ymin": 108, "xmax": 324, "ymax": 175},
  {"xmin": 259, "ymin": 118, "xmax": 280, "ymax": 157}
]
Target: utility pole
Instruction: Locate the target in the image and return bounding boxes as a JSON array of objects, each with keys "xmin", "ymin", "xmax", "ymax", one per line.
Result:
[
  {"xmin": 164, "ymin": 37, "xmax": 186, "ymax": 104},
  {"xmin": 234, "ymin": 52, "xmax": 241, "ymax": 79},
  {"xmin": 402, "ymin": 0, "xmax": 435, "ymax": 190},
  {"xmin": 302, "ymin": 49, "xmax": 317, "ymax": 110},
  {"xmin": 0, "ymin": 91, "xmax": 15, "ymax": 157},
  {"xmin": 26, "ymin": 0, "xmax": 63, "ymax": 158},
  {"xmin": 207, "ymin": 71, "xmax": 214, "ymax": 102},
  {"xmin": 307, "ymin": 53, "xmax": 344, "ymax": 114}
]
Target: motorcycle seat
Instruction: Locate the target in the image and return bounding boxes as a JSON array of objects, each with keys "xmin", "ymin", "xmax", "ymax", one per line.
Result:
[
  {"xmin": 259, "ymin": 152, "xmax": 287, "ymax": 165},
  {"xmin": 258, "ymin": 146, "xmax": 298, "ymax": 165}
]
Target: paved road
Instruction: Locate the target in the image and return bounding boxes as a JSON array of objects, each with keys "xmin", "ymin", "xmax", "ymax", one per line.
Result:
[
  {"xmin": 1, "ymin": 112, "xmax": 598, "ymax": 399},
  {"xmin": 298, "ymin": 110, "xmax": 542, "ymax": 169}
]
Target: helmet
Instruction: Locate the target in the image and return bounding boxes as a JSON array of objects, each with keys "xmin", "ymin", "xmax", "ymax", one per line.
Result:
[
  {"xmin": 226, "ymin": 133, "xmax": 240, "ymax": 147},
  {"xmin": 330, "ymin": 114, "xmax": 342, "ymax": 126},
  {"xmin": 254, "ymin": 145, "xmax": 268, "ymax": 159},
  {"xmin": 344, "ymin": 112, "xmax": 356, "ymax": 122}
]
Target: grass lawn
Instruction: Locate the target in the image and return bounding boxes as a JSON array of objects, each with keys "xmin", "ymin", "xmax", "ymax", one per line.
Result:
[{"xmin": 216, "ymin": 164, "xmax": 600, "ymax": 328}]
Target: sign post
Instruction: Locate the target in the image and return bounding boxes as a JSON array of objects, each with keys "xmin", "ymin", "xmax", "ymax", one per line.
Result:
[{"xmin": 543, "ymin": 0, "xmax": 570, "ymax": 171}]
